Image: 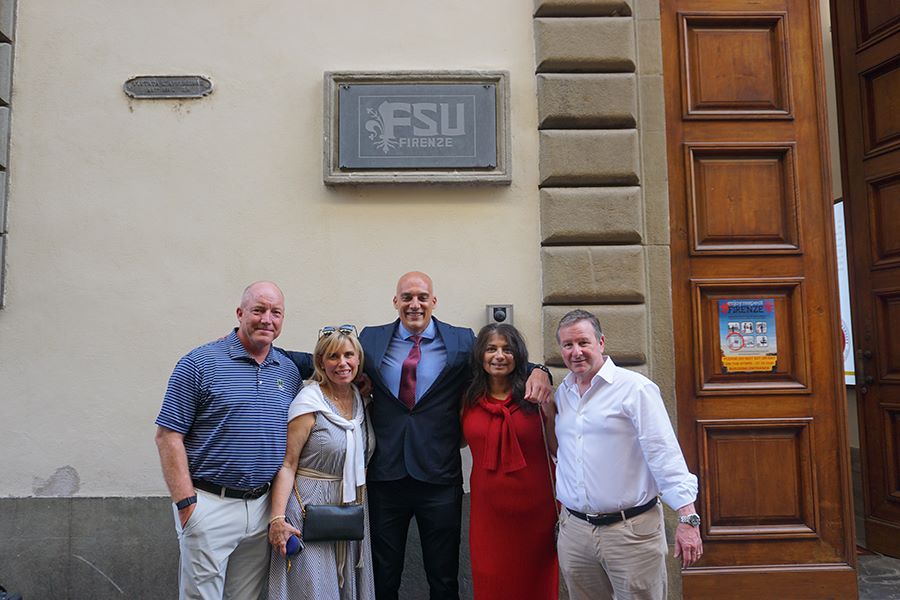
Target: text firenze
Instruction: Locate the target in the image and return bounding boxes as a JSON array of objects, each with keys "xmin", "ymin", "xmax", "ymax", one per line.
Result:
[{"xmin": 397, "ymin": 137, "xmax": 454, "ymax": 148}]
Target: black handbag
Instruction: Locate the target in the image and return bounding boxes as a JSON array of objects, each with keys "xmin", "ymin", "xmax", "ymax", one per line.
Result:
[
  {"xmin": 302, "ymin": 503, "xmax": 365, "ymax": 542},
  {"xmin": 291, "ymin": 403, "xmax": 368, "ymax": 543}
]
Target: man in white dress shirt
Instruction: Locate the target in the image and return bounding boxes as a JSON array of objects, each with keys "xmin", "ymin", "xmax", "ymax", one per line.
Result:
[{"xmin": 553, "ymin": 309, "xmax": 703, "ymax": 600}]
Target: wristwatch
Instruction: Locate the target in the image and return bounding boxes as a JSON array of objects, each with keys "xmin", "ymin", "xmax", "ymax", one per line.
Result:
[
  {"xmin": 533, "ymin": 364, "xmax": 553, "ymax": 382},
  {"xmin": 175, "ymin": 495, "xmax": 197, "ymax": 511},
  {"xmin": 678, "ymin": 513, "xmax": 701, "ymax": 527}
]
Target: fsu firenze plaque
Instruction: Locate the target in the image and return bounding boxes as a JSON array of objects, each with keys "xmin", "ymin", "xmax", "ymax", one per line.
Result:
[{"xmin": 324, "ymin": 71, "xmax": 510, "ymax": 185}]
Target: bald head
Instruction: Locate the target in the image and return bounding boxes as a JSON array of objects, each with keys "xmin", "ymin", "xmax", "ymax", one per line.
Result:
[
  {"xmin": 236, "ymin": 281, "xmax": 286, "ymax": 361},
  {"xmin": 393, "ymin": 271, "xmax": 437, "ymax": 334},
  {"xmin": 396, "ymin": 271, "xmax": 434, "ymax": 296},
  {"xmin": 241, "ymin": 281, "xmax": 284, "ymax": 309}
]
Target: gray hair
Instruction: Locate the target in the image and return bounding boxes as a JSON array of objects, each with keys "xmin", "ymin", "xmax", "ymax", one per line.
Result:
[{"xmin": 555, "ymin": 309, "xmax": 603, "ymax": 343}]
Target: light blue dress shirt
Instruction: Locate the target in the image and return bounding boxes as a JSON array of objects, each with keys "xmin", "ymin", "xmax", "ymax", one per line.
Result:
[{"xmin": 380, "ymin": 320, "xmax": 447, "ymax": 403}]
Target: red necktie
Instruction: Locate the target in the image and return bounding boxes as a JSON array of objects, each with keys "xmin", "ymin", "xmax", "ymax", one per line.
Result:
[{"xmin": 398, "ymin": 335, "xmax": 422, "ymax": 410}]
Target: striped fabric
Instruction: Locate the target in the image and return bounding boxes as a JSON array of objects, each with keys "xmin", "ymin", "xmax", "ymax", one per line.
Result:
[
  {"xmin": 267, "ymin": 401, "xmax": 375, "ymax": 600},
  {"xmin": 156, "ymin": 329, "xmax": 302, "ymax": 489}
]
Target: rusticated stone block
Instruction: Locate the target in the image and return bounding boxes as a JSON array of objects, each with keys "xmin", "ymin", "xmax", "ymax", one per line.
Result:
[
  {"xmin": 539, "ymin": 129, "xmax": 639, "ymax": 186},
  {"xmin": 542, "ymin": 304, "xmax": 647, "ymax": 366},
  {"xmin": 534, "ymin": 18, "xmax": 635, "ymax": 73},
  {"xmin": 541, "ymin": 187, "xmax": 642, "ymax": 244},
  {"xmin": 0, "ymin": 0, "xmax": 14, "ymax": 43},
  {"xmin": 537, "ymin": 73, "xmax": 636, "ymax": 128},
  {"xmin": 533, "ymin": 0, "xmax": 632, "ymax": 17},
  {"xmin": 0, "ymin": 171, "xmax": 7, "ymax": 233},
  {"xmin": 542, "ymin": 245, "xmax": 645, "ymax": 303},
  {"xmin": 0, "ymin": 107, "xmax": 9, "ymax": 169},
  {"xmin": 0, "ymin": 44, "xmax": 10, "ymax": 106},
  {"xmin": 547, "ymin": 366, "xmax": 569, "ymax": 387}
]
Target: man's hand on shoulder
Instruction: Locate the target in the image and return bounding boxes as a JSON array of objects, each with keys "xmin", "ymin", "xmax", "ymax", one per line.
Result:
[
  {"xmin": 355, "ymin": 372, "xmax": 373, "ymax": 397},
  {"xmin": 524, "ymin": 366, "xmax": 553, "ymax": 404}
]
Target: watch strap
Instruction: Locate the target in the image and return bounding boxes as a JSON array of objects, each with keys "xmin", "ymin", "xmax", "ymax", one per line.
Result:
[{"xmin": 175, "ymin": 495, "xmax": 197, "ymax": 510}]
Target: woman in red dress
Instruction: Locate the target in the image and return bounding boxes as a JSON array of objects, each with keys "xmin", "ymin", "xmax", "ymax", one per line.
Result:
[{"xmin": 462, "ymin": 323, "xmax": 559, "ymax": 600}]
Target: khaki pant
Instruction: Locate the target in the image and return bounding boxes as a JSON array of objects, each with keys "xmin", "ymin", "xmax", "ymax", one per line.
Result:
[
  {"xmin": 173, "ymin": 489, "xmax": 270, "ymax": 600},
  {"xmin": 557, "ymin": 503, "xmax": 668, "ymax": 600}
]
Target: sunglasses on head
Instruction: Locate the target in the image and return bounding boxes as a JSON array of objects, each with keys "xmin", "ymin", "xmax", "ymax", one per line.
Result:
[{"xmin": 318, "ymin": 324, "xmax": 358, "ymax": 339}]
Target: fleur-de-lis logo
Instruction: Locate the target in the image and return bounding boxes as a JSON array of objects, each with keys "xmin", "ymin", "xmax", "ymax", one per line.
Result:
[{"xmin": 365, "ymin": 106, "xmax": 397, "ymax": 154}]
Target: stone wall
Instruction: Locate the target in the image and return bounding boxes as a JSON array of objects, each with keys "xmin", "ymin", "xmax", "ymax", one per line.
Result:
[
  {"xmin": 532, "ymin": 1, "xmax": 683, "ymax": 595},
  {"xmin": 0, "ymin": 496, "xmax": 477, "ymax": 599},
  {"xmin": 533, "ymin": 0, "xmax": 675, "ymax": 414}
]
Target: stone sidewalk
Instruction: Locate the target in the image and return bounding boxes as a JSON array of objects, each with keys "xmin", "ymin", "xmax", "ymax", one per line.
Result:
[{"xmin": 858, "ymin": 553, "xmax": 900, "ymax": 600}]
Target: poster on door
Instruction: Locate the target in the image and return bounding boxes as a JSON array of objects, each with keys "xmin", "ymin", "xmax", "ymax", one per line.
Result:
[
  {"xmin": 719, "ymin": 299, "xmax": 778, "ymax": 373},
  {"xmin": 833, "ymin": 201, "xmax": 856, "ymax": 385}
]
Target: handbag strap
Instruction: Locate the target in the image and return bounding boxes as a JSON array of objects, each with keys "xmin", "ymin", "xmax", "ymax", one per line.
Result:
[
  {"xmin": 292, "ymin": 480, "xmax": 307, "ymax": 517},
  {"xmin": 362, "ymin": 399, "xmax": 369, "ymax": 459},
  {"xmin": 538, "ymin": 404, "xmax": 560, "ymax": 520},
  {"xmin": 292, "ymin": 468, "xmax": 341, "ymax": 516}
]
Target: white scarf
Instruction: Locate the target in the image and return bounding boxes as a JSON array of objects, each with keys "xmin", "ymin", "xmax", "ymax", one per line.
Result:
[{"xmin": 288, "ymin": 382, "xmax": 368, "ymax": 503}]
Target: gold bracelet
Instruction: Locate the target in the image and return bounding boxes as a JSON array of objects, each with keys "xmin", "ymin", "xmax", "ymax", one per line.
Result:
[{"xmin": 268, "ymin": 514, "xmax": 286, "ymax": 525}]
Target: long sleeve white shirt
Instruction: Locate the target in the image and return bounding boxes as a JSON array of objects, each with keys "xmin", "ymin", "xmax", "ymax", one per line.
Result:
[{"xmin": 554, "ymin": 356, "xmax": 698, "ymax": 513}]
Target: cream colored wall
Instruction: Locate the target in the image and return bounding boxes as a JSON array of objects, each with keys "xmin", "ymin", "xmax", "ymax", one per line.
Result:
[{"xmin": 0, "ymin": 1, "xmax": 542, "ymax": 496}]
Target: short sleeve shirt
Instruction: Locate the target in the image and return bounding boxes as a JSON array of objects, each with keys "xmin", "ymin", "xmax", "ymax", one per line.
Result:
[{"xmin": 156, "ymin": 330, "xmax": 302, "ymax": 489}]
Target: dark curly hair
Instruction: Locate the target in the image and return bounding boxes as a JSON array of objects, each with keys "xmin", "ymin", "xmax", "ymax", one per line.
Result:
[{"xmin": 463, "ymin": 323, "xmax": 536, "ymax": 413}]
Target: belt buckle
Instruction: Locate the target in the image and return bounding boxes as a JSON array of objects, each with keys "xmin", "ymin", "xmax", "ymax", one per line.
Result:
[{"xmin": 243, "ymin": 482, "xmax": 269, "ymax": 500}]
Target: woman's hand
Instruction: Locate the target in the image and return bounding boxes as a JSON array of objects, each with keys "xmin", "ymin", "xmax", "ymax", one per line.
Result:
[{"xmin": 268, "ymin": 517, "xmax": 303, "ymax": 556}]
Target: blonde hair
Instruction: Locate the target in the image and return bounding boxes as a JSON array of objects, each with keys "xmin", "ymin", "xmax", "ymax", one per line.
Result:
[{"xmin": 310, "ymin": 330, "xmax": 365, "ymax": 387}]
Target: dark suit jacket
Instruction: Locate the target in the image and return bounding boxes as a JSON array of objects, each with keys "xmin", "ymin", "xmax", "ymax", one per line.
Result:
[
  {"xmin": 279, "ymin": 348, "xmax": 315, "ymax": 380},
  {"xmin": 360, "ymin": 318, "xmax": 475, "ymax": 486}
]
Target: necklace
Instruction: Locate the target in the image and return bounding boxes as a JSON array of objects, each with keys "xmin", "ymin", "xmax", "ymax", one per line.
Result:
[{"xmin": 324, "ymin": 386, "xmax": 354, "ymax": 419}]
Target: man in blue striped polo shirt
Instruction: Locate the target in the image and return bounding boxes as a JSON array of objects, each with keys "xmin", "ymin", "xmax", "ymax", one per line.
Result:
[{"xmin": 155, "ymin": 281, "xmax": 304, "ymax": 599}]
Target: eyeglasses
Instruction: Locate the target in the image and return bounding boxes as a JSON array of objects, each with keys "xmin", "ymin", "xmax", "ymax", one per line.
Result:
[{"xmin": 318, "ymin": 324, "xmax": 358, "ymax": 339}]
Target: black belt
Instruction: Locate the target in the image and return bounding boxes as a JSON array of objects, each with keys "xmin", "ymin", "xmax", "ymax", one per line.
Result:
[
  {"xmin": 192, "ymin": 478, "xmax": 270, "ymax": 500},
  {"xmin": 566, "ymin": 498, "xmax": 658, "ymax": 527}
]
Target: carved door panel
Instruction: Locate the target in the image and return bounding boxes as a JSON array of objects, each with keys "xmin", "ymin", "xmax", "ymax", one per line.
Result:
[
  {"xmin": 662, "ymin": 0, "xmax": 858, "ymax": 598},
  {"xmin": 832, "ymin": 0, "xmax": 900, "ymax": 559}
]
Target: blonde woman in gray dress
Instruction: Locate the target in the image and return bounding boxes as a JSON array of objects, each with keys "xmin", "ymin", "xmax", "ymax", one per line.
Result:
[{"xmin": 267, "ymin": 325, "xmax": 375, "ymax": 600}]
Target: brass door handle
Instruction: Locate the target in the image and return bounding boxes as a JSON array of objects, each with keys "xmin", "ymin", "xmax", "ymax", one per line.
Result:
[{"xmin": 856, "ymin": 349, "xmax": 874, "ymax": 394}]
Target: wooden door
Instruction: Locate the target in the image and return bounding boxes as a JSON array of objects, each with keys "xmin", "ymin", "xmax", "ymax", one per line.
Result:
[
  {"xmin": 832, "ymin": 0, "xmax": 900, "ymax": 559},
  {"xmin": 662, "ymin": 0, "xmax": 858, "ymax": 597}
]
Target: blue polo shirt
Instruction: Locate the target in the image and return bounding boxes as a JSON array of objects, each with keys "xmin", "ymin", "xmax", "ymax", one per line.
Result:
[{"xmin": 156, "ymin": 330, "xmax": 302, "ymax": 489}]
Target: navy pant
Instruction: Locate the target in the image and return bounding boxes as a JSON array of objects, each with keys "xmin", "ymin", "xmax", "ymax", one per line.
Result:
[{"xmin": 368, "ymin": 477, "xmax": 463, "ymax": 600}]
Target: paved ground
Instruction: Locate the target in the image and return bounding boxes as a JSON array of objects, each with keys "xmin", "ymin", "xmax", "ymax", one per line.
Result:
[
  {"xmin": 854, "ymin": 458, "xmax": 900, "ymax": 600},
  {"xmin": 858, "ymin": 553, "xmax": 900, "ymax": 600}
]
